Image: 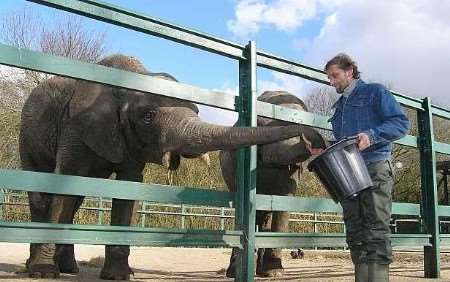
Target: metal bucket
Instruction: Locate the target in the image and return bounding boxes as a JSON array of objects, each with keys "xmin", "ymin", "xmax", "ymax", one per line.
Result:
[{"xmin": 307, "ymin": 136, "xmax": 373, "ymax": 203}]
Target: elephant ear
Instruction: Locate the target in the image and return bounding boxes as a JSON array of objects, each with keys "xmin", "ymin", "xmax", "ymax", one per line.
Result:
[{"xmin": 69, "ymin": 83, "xmax": 125, "ymax": 164}]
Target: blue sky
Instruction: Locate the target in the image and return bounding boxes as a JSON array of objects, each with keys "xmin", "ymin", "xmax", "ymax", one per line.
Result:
[{"xmin": 1, "ymin": 0, "xmax": 450, "ymax": 124}]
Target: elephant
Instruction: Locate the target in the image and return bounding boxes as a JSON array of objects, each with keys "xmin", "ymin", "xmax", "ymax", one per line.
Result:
[
  {"xmin": 220, "ymin": 90, "xmax": 327, "ymax": 277},
  {"xmin": 18, "ymin": 54, "xmax": 326, "ymax": 280}
]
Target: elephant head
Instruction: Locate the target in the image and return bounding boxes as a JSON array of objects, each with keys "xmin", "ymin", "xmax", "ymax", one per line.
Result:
[
  {"xmin": 256, "ymin": 91, "xmax": 327, "ymax": 165},
  {"xmin": 67, "ymin": 54, "xmax": 325, "ymax": 170}
]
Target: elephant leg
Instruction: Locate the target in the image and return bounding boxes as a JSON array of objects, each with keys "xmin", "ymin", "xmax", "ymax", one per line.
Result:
[
  {"xmin": 225, "ymin": 247, "xmax": 239, "ymax": 278},
  {"xmin": 255, "ymin": 210, "xmax": 272, "ymax": 276},
  {"xmin": 54, "ymin": 196, "xmax": 84, "ymax": 274},
  {"xmin": 21, "ymin": 154, "xmax": 55, "ymax": 275},
  {"xmin": 261, "ymin": 210, "xmax": 290, "ymax": 277},
  {"xmin": 100, "ymin": 198, "xmax": 138, "ymax": 280},
  {"xmin": 26, "ymin": 192, "xmax": 52, "ymax": 273},
  {"xmin": 28, "ymin": 195, "xmax": 82, "ymax": 278}
]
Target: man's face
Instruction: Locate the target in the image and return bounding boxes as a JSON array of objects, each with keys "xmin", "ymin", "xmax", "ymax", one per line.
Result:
[{"xmin": 326, "ymin": 64, "xmax": 354, "ymax": 94}]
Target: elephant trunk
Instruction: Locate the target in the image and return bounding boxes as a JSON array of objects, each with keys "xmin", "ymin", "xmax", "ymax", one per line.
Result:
[
  {"xmin": 259, "ymin": 137, "xmax": 311, "ymax": 165},
  {"xmin": 163, "ymin": 117, "xmax": 319, "ymax": 155}
]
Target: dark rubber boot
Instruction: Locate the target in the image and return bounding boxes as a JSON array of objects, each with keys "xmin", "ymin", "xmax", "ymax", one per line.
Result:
[
  {"xmin": 355, "ymin": 263, "xmax": 369, "ymax": 282},
  {"xmin": 368, "ymin": 263, "xmax": 389, "ymax": 282}
]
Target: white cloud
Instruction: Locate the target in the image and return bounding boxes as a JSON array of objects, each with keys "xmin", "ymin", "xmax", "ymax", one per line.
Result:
[
  {"xmin": 228, "ymin": 0, "xmax": 345, "ymax": 38},
  {"xmin": 197, "ymin": 85, "xmax": 238, "ymax": 126},
  {"xmin": 258, "ymin": 72, "xmax": 314, "ymax": 100},
  {"xmin": 300, "ymin": 0, "xmax": 450, "ymax": 107},
  {"xmin": 230, "ymin": 0, "xmax": 450, "ymax": 107}
]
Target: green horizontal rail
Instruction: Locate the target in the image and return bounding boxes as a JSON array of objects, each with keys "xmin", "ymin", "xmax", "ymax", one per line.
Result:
[
  {"xmin": 396, "ymin": 134, "xmax": 418, "ymax": 148},
  {"xmin": 391, "ymin": 90, "xmax": 424, "ymax": 111},
  {"xmin": 0, "ymin": 169, "xmax": 234, "ymax": 208},
  {"xmin": 432, "ymin": 105, "xmax": 450, "ymax": 121},
  {"xmin": 393, "ymin": 202, "xmax": 421, "ymax": 216},
  {"xmin": 434, "ymin": 141, "xmax": 450, "ymax": 155},
  {"xmin": 0, "ymin": 221, "xmax": 242, "ymax": 247},
  {"xmin": 257, "ymin": 102, "xmax": 331, "ymax": 130},
  {"xmin": 438, "ymin": 205, "xmax": 450, "ymax": 217},
  {"xmin": 439, "ymin": 234, "xmax": 450, "ymax": 246},
  {"xmin": 256, "ymin": 195, "xmax": 420, "ymax": 216},
  {"xmin": 0, "ymin": 170, "xmax": 424, "ymax": 217},
  {"xmin": 255, "ymin": 232, "xmax": 431, "ymax": 248}
]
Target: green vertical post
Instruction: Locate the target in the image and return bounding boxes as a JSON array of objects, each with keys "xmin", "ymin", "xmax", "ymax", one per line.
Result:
[
  {"xmin": 235, "ymin": 41, "xmax": 257, "ymax": 282},
  {"xmin": 418, "ymin": 97, "xmax": 440, "ymax": 278}
]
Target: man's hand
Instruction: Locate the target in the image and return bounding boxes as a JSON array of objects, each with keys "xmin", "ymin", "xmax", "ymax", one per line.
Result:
[
  {"xmin": 302, "ymin": 133, "xmax": 324, "ymax": 156},
  {"xmin": 357, "ymin": 132, "xmax": 371, "ymax": 151}
]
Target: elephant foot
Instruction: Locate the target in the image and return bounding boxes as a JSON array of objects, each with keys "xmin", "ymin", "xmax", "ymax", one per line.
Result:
[
  {"xmin": 101, "ymin": 246, "xmax": 133, "ymax": 280},
  {"xmin": 100, "ymin": 267, "xmax": 133, "ymax": 280},
  {"xmin": 260, "ymin": 256, "xmax": 284, "ymax": 277},
  {"xmin": 28, "ymin": 264, "xmax": 60, "ymax": 279},
  {"xmin": 59, "ymin": 260, "xmax": 79, "ymax": 274},
  {"xmin": 225, "ymin": 262, "xmax": 236, "ymax": 278},
  {"xmin": 255, "ymin": 248, "xmax": 265, "ymax": 276},
  {"xmin": 56, "ymin": 245, "xmax": 79, "ymax": 274},
  {"xmin": 260, "ymin": 267, "xmax": 284, "ymax": 277}
]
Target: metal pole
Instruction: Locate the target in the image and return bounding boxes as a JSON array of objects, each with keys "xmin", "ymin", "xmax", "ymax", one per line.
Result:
[
  {"xmin": 418, "ymin": 97, "xmax": 440, "ymax": 278},
  {"xmin": 235, "ymin": 40, "xmax": 257, "ymax": 282}
]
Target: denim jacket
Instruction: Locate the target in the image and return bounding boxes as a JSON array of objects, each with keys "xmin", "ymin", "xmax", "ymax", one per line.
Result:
[{"xmin": 329, "ymin": 79, "xmax": 410, "ymax": 164}]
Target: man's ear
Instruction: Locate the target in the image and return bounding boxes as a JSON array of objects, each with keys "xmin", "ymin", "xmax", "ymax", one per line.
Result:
[{"xmin": 68, "ymin": 85, "xmax": 125, "ymax": 164}]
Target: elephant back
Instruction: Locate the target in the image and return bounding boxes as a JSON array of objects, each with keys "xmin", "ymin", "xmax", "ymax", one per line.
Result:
[
  {"xmin": 97, "ymin": 54, "xmax": 198, "ymax": 114},
  {"xmin": 257, "ymin": 91, "xmax": 308, "ymax": 126},
  {"xmin": 258, "ymin": 91, "xmax": 307, "ymax": 110},
  {"xmin": 97, "ymin": 54, "xmax": 148, "ymax": 74}
]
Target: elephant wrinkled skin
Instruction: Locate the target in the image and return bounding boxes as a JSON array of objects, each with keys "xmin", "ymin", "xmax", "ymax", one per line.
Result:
[
  {"xmin": 19, "ymin": 55, "xmax": 325, "ymax": 280},
  {"xmin": 220, "ymin": 91, "xmax": 327, "ymax": 278}
]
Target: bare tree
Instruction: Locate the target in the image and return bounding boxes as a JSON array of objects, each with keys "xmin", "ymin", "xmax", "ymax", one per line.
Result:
[
  {"xmin": 304, "ymin": 86, "xmax": 339, "ymax": 141},
  {"xmin": 0, "ymin": 6, "xmax": 108, "ymax": 170},
  {"xmin": 304, "ymin": 86, "xmax": 339, "ymax": 116},
  {"xmin": 0, "ymin": 6, "xmax": 108, "ymax": 109}
]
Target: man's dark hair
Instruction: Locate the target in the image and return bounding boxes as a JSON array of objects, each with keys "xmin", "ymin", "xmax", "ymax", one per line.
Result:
[{"xmin": 325, "ymin": 53, "xmax": 360, "ymax": 79}]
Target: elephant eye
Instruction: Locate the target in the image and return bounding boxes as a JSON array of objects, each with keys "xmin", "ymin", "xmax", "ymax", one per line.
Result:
[{"xmin": 143, "ymin": 110, "xmax": 157, "ymax": 124}]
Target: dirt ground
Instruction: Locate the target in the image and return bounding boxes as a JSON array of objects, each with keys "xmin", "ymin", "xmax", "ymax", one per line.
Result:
[{"xmin": 0, "ymin": 243, "xmax": 449, "ymax": 281}]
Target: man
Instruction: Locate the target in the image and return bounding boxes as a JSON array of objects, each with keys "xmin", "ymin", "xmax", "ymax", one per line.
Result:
[{"xmin": 310, "ymin": 53, "xmax": 409, "ymax": 281}]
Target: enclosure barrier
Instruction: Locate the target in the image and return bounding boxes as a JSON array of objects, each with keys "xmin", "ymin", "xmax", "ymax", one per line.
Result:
[{"xmin": 0, "ymin": 0, "xmax": 449, "ymax": 280}]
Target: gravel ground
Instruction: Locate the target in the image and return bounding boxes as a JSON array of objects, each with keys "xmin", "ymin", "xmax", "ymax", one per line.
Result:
[{"xmin": 0, "ymin": 243, "xmax": 448, "ymax": 281}]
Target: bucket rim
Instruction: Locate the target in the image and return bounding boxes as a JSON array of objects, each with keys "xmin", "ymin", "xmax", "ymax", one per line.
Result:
[{"xmin": 307, "ymin": 135, "xmax": 359, "ymax": 171}]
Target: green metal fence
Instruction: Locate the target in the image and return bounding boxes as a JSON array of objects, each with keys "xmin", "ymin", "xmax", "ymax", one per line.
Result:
[{"xmin": 0, "ymin": 0, "xmax": 449, "ymax": 280}]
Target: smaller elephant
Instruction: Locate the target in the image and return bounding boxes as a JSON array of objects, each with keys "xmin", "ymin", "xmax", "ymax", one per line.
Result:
[{"xmin": 220, "ymin": 91, "xmax": 327, "ymax": 277}]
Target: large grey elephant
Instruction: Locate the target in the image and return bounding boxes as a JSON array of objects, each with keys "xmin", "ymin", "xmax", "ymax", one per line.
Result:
[
  {"xmin": 220, "ymin": 91, "xmax": 327, "ymax": 277},
  {"xmin": 19, "ymin": 55, "xmax": 326, "ymax": 280}
]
